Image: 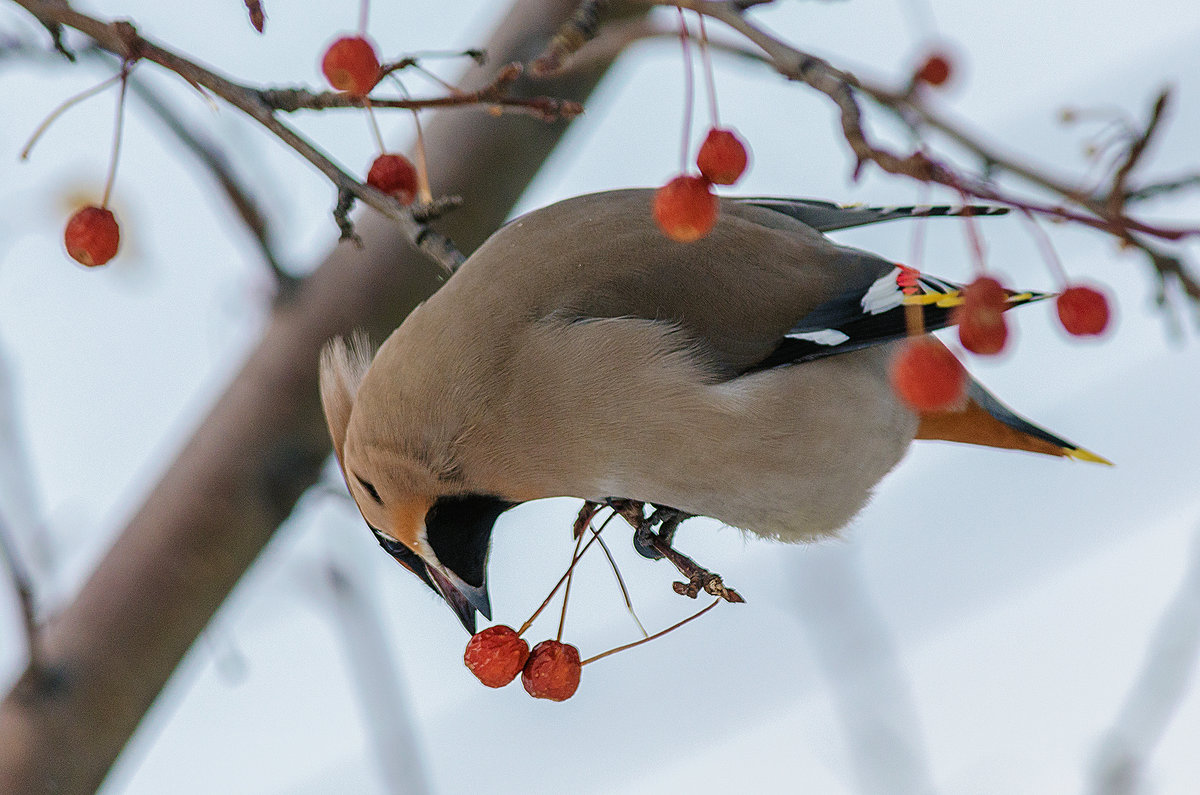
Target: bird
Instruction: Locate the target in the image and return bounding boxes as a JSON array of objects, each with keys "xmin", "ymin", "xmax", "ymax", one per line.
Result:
[{"xmin": 319, "ymin": 189, "xmax": 1106, "ymax": 633}]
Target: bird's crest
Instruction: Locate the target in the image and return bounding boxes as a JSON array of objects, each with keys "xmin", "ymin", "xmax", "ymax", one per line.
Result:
[{"xmin": 319, "ymin": 331, "xmax": 374, "ymax": 468}]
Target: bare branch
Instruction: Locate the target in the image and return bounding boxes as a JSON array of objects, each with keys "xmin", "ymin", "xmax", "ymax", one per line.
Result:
[
  {"xmin": 7, "ymin": 0, "xmax": 476, "ymax": 273},
  {"xmin": 1126, "ymin": 173, "xmax": 1200, "ymax": 203},
  {"xmin": 646, "ymin": 0, "xmax": 1200, "ymax": 298},
  {"xmin": 258, "ymin": 62, "xmax": 584, "ymax": 121}
]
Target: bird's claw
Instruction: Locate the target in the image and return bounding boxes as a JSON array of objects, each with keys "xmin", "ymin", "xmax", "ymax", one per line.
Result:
[
  {"xmin": 601, "ymin": 498, "xmax": 745, "ymax": 604},
  {"xmin": 672, "ymin": 573, "xmax": 745, "ymax": 603}
]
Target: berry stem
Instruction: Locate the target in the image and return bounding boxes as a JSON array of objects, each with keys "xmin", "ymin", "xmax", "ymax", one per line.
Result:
[
  {"xmin": 556, "ymin": 524, "xmax": 587, "ymax": 642},
  {"xmin": 411, "ymin": 63, "xmax": 463, "ymax": 95},
  {"xmin": 696, "ymin": 12, "xmax": 720, "ymax": 129},
  {"xmin": 410, "ymin": 110, "xmax": 433, "ymax": 205},
  {"xmin": 581, "ymin": 598, "xmax": 721, "ymax": 666},
  {"xmin": 20, "ymin": 72, "xmax": 123, "ymax": 161},
  {"xmin": 1018, "ymin": 207, "xmax": 1070, "ymax": 287},
  {"xmin": 516, "ymin": 512, "xmax": 612, "ymax": 637},
  {"xmin": 364, "ymin": 99, "xmax": 386, "ymax": 156},
  {"xmin": 677, "ymin": 6, "xmax": 695, "ymax": 175},
  {"xmin": 388, "ymin": 76, "xmax": 434, "ymax": 205},
  {"xmin": 101, "ymin": 68, "xmax": 130, "ymax": 209},
  {"xmin": 357, "ymin": 0, "xmax": 370, "ymax": 36},
  {"xmin": 589, "ymin": 525, "xmax": 649, "ymax": 639}
]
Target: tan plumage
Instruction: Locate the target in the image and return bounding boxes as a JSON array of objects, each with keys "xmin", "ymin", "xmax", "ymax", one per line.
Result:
[{"xmin": 320, "ymin": 189, "xmax": 1102, "ymax": 631}]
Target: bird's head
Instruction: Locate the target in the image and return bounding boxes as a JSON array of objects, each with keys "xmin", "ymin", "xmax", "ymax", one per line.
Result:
[{"xmin": 318, "ymin": 333, "xmax": 513, "ymax": 634}]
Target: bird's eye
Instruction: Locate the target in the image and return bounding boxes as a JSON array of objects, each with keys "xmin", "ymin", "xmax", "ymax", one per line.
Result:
[{"xmin": 355, "ymin": 473, "xmax": 383, "ymax": 505}]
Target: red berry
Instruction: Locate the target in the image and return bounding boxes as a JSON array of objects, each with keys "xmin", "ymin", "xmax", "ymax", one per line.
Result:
[
  {"xmin": 367, "ymin": 153, "xmax": 418, "ymax": 204},
  {"xmin": 914, "ymin": 53, "xmax": 953, "ymax": 87},
  {"xmin": 955, "ymin": 305, "xmax": 1008, "ymax": 356},
  {"xmin": 696, "ymin": 128, "xmax": 749, "ymax": 186},
  {"xmin": 1056, "ymin": 285, "xmax": 1110, "ymax": 336},
  {"xmin": 521, "ymin": 640, "xmax": 582, "ymax": 701},
  {"xmin": 962, "ymin": 276, "xmax": 1008, "ymax": 313},
  {"xmin": 890, "ymin": 338, "xmax": 967, "ymax": 412},
  {"xmin": 464, "ymin": 625, "xmax": 530, "ymax": 688},
  {"xmin": 64, "ymin": 206, "xmax": 119, "ymax": 267},
  {"xmin": 653, "ymin": 175, "xmax": 718, "ymax": 242},
  {"xmin": 321, "ymin": 36, "xmax": 380, "ymax": 97}
]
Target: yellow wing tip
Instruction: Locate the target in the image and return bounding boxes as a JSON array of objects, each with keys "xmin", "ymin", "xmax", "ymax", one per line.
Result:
[{"xmin": 1066, "ymin": 447, "xmax": 1114, "ymax": 466}]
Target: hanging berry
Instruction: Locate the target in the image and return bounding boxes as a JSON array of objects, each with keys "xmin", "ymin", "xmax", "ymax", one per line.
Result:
[
  {"xmin": 321, "ymin": 36, "xmax": 381, "ymax": 97},
  {"xmin": 890, "ymin": 338, "xmax": 968, "ymax": 412},
  {"xmin": 696, "ymin": 128, "xmax": 749, "ymax": 186},
  {"xmin": 653, "ymin": 175, "xmax": 718, "ymax": 242},
  {"xmin": 1056, "ymin": 284, "xmax": 1111, "ymax": 336},
  {"xmin": 64, "ymin": 206, "xmax": 120, "ymax": 267}
]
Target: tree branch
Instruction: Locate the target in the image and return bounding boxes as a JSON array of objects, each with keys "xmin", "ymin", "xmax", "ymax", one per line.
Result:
[
  {"xmin": 9, "ymin": 0, "xmax": 580, "ymax": 272},
  {"xmin": 649, "ymin": 0, "xmax": 1200, "ymax": 296}
]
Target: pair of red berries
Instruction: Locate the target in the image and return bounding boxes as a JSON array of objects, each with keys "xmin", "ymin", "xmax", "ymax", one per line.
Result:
[
  {"xmin": 321, "ymin": 36, "xmax": 420, "ymax": 204},
  {"xmin": 653, "ymin": 128, "xmax": 750, "ymax": 243},
  {"xmin": 464, "ymin": 625, "xmax": 582, "ymax": 701}
]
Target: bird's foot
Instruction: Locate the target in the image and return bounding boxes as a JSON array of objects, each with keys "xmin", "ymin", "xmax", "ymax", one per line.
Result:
[{"xmin": 603, "ymin": 499, "xmax": 745, "ymax": 604}]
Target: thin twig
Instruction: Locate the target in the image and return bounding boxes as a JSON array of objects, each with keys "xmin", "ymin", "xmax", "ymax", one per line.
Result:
[
  {"xmin": 581, "ymin": 597, "xmax": 720, "ymax": 666},
  {"xmin": 100, "ymin": 66, "xmax": 129, "ymax": 208},
  {"xmin": 556, "ymin": 525, "xmax": 587, "ymax": 642},
  {"xmin": 588, "ymin": 524, "xmax": 648, "ymax": 638},
  {"xmin": 243, "ymin": 0, "xmax": 265, "ymax": 33},
  {"xmin": 676, "ymin": 7, "xmax": 694, "ymax": 173},
  {"xmin": 19, "ymin": 71, "xmax": 123, "ymax": 160},
  {"xmin": 120, "ymin": 66, "xmax": 296, "ymax": 293},
  {"xmin": 517, "ymin": 513, "xmax": 614, "ymax": 637},
  {"xmin": 258, "ymin": 62, "xmax": 583, "ymax": 122},
  {"xmin": 1125, "ymin": 173, "xmax": 1200, "ymax": 203}
]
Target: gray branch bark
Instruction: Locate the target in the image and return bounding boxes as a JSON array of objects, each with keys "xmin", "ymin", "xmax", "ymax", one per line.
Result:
[{"xmin": 0, "ymin": 2, "xmax": 620, "ymax": 791}]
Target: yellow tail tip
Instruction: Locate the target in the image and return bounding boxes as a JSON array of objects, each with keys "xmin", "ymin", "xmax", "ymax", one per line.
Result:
[{"xmin": 1066, "ymin": 447, "xmax": 1113, "ymax": 466}]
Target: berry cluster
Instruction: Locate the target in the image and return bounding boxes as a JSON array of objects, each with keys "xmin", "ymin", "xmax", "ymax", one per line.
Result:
[
  {"xmin": 890, "ymin": 272, "xmax": 1112, "ymax": 413},
  {"xmin": 464, "ymin": 626, "xmax": 582, "ymax": 701},
  {"xmin": 34, "ymin": 15, "xmax": 428, "ymax": 270},
  {"xmin": 654, "ymin": 128, "xmax": 749, "ymax": 243},
  {"xmin": 463, "ymin": 625, "xmax": 583, "ymax": 701}
]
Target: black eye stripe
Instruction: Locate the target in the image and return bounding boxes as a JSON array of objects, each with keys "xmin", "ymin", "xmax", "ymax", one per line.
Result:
[{"xmin": 354, "ymin": 473, "xmax": 383, "ymax": 504}]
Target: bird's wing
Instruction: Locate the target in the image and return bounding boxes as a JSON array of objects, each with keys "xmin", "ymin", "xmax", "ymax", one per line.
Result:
[
  {"xmin": 458, "ymin": 190, "xmax": 1023, "ymax": 377},
  {"xmin": 749, "ymin": 267, "xmax": 1049, "ymax": 371},
  {"xmin": 737, "ymin": 197, "xmax": 1008, "ymax": 232}
]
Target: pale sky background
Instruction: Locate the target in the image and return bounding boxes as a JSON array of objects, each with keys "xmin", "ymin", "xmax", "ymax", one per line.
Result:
[{"xmin": 2, "ymin": 1, "xmax": 1200, "ymax": 793}]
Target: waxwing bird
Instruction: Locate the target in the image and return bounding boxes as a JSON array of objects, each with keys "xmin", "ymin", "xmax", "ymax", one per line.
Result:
[{"xmin": 320, "ymin": 189, "xmax": 1106, "ymax": 633}]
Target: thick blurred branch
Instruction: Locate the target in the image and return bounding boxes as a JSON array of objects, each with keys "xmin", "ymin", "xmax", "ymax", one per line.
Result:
[
  {"xmin": 0, "ymin": 1, "xmax": 624, "ymax": 791},
  {"xmin": 0, "ymin": 514, "xmax": 39, "ymax": 673},
  {"xmin": 1090, "ymin": 532, "xmax": 1200, "ymax": 795}
]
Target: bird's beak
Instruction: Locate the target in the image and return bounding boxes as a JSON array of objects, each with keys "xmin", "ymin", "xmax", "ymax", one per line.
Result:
[
  {"xmin": 422, "ymin": 494, "xmax": 516, "ymax": 634},
  {"xmin": 370, "ymin": 494, "xmax": 516, "ymax": 634}
]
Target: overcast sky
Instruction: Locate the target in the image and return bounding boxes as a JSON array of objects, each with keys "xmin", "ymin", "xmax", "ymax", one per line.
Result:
[{"xmin": 2, "ymin": 1, "xmax": 1200, "ymax": 793}]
